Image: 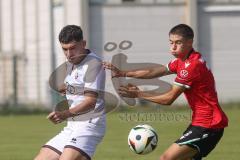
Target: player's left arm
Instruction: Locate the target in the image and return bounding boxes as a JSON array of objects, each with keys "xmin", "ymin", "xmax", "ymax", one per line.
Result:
[{"xmin": 119, "ymin": 83, "xmax": 185, "ymax": 105}]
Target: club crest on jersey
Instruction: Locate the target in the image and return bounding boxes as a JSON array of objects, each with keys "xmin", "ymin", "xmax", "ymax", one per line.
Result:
[
  {"xmin": 75, "ymin": 72, "xmax": 78, "ymax": 79},
  {"xmin": 180, "ymin": 70, "xmax": 188, "ymax": 78}
]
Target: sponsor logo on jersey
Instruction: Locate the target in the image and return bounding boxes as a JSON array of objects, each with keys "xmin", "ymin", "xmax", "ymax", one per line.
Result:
[
  {"xmin": 75, "ymin": 72, "xmax": 78, "ymax": 79},
  {"xmin": 202, "ymin": 133, "xmax": 209, "ymax": 139},
  {"xmin": 185, "ymin": 62, "xmax": 190, "ymax": 68},
  {"xmin": 71, "ymin": 138, "xmax": 77, "ymax": 144},
  {"xmin": 199, "ymin": 58, "xmax": 205, "ymax": 63},
  {"xmin": 180, "ymin": 70, "xmax": 188, "ymax": 78},
  {"xmin": 180, "ymin": 130, "xmax": 192, "ymax": 140}
]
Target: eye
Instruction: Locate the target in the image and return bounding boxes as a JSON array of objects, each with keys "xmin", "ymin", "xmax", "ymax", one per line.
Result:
[
  {"xmin": 176, "ymin": 41, "xmax": 182, "ymax": 45},
  {"xmin": 69, "ymin": 45, "xmax": 77, "ymax": 51}
]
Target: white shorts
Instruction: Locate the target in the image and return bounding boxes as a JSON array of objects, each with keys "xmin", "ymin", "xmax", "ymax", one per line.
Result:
[{"xmin": 43, "ymin": 115, "xmax": 106, "ymax": 160}]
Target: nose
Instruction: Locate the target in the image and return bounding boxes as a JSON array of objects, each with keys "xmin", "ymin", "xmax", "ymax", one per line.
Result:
[
  {"xmin": 66, "ymin": 49, "xmax": 73, "ymax": 58},
  {"xmin": 171, "ymin": 44, "xmax": 177, "ymax": 51}
]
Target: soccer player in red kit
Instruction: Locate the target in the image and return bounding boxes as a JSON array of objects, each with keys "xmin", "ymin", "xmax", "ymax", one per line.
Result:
[{"xmin": 103, "ymin": 24, "xmax": 228, "ymax": 160}]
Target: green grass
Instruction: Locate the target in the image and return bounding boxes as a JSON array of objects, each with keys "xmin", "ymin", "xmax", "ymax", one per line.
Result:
[{"xmin": 0, "ymin": 107, "xmax": 239, "ymax": 160}]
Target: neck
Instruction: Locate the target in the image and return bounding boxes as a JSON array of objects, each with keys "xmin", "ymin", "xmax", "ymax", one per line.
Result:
[
  {"xmin": 181, "ymin": 48, "xmax": 193, "ymax": 61},
  {"xmin": 73, "ymin": 49, "xmax": 89, "ymax": 65}
]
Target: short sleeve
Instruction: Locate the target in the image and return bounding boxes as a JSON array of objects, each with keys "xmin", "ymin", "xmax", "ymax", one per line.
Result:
[
  {"xmin": 84, "ymin": 67, "xmax": 105, "ymax": 92},
  {"xmin": 83, "ymin": 58, "xmax": 105, "ymax": 94},
  {"xmin": 167, "ymin": 58, "xmax": 178, "ymax": 73}
]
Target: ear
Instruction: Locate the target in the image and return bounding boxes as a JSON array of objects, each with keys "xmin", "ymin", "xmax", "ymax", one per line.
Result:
[
  {"xmin": 186, "ymin": 39, "xmax": 193, "ymax": 47},
  {"xmin": 81, "ymin": 40, "xmax": 86, "ymax": 48}
]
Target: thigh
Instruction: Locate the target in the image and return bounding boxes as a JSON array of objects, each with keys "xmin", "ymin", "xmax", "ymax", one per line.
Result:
[
  {"xmin": 60, "ymin": 148, "xmax": 90, "ymax": 160},
  {"xmin": 34, "ymin": 147, "xmax": 60, "ymax": 160},
  {"xmin": 44, "ymin": 126, "xmax": 73, "ymax": 155},
  {"xmin": 176, "ymin": 125, "xmax": 224, "ymax": 158},
  {"xmin": 194, "ymin": 128, "xmax": 224, "ymax": 157},
  {"xmin": 64, "ymin": 117, "xmax": 106, "ymax": 158},
  {"xmin": 160, "ymin": 143, "xmax": 198, "ymax": 160},
  {"xmin": 64, "ymin": 129, "xmax": 104, "ymax": 159}
]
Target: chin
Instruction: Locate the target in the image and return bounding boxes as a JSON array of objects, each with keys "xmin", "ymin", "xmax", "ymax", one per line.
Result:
[{"xmin": 68, "ymin": 59, "xmax": 73, "ymax": 63}]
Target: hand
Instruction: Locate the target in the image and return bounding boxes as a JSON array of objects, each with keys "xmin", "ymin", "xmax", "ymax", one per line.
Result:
[
  {"xmin": 102, "ymin": 62, "xmax": 126, "ymax": 78},
  {"xmin": 118, "ymin": 83, "xmax": 140, "ymax": 98},
  {"xmin": 47, "ymin": 110, "xmax": 72, "ymax": 124}
]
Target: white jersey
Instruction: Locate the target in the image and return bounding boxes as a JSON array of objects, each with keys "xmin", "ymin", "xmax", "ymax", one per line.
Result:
[
  {"xmin": 64, "ymin": 52, "xmax": 105, "ymax": 116},
  {"xmin": 44, "ymin": 51, "xmax": 106, "ymax": 158}
]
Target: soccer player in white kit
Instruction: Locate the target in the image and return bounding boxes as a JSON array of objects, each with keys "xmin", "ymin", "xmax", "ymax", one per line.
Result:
[{"xmin": 34, "ymin": 25, "xmax": 106, "ymax": 160}]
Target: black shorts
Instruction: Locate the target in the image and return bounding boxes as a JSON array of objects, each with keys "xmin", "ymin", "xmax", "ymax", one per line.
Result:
[{"xmin": 175, "ymin": 125, "xmax": 224, "ymax": 160}]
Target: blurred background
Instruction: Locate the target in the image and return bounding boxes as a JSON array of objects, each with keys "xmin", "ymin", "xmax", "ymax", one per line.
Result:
[
  {"xmin": 0, "ymin": 0, "xmax": 240, "ymax": 108},
  {"xmin": 0, "ymin": 0, "xmax": 240, "ymax": 159}
]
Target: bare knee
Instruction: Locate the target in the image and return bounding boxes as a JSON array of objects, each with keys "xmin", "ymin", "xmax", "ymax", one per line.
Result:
[
  {"xmin": 160, "ymin": 153, "xmax": 175, "ymax": 160},
  {"xmin": 160, "ymin": 153, "xmax": 192, "ymax": 160}
]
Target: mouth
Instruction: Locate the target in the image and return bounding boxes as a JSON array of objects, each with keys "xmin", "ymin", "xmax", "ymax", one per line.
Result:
[
  {"xmin": 68, "ymin": 55, "xmax": 78, "ymax": 60},
  {"xmin": 171, "ymin": 52, "xmax": 179, "ymax": 58},
  {"xmin": 68, "ymin": 57, "xmax": 73, "ymax": 60},
  {"xmin": 67, "ymin": 55, "xmax": 86, "ymax": 64},
  {"xmin": 67, "ymin": 55, "xmax": 82, "ymax": 64},
  {"xmin": 67, "ymin": 57, "xmax": 75, "ymax": 62}
]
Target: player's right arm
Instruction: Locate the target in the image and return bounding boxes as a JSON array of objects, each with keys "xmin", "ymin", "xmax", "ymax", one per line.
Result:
[
  {"xmin": 102, "ymin": 62, "xmax": 172, "ymax": 79},
  {"xmin": 47, "ymin": 93, "xmax": 97, "ymax": 124}
]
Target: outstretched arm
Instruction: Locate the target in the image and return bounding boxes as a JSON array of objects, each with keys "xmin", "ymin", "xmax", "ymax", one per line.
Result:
[
  {"xmin": 118, "ymin": 83, "xmax": 185, "ymax": 105},
  {"xmin": 102, "ymin": 62, "xmax": 172, "ymax": 79}
]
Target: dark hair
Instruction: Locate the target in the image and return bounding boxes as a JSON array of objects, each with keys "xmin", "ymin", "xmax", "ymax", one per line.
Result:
[
  {"xmin": 169, "ymin": 24, "xmax": 194, "ymax": 40},
  {"xmin": 58, "ymin": 25, "xmax": 83, "ymax": 43}
]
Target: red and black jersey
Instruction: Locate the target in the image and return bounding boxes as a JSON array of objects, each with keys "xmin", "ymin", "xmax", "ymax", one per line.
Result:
[{"xmin": 167, "ymin": 50, "xmax": 228, "ymax": 129}]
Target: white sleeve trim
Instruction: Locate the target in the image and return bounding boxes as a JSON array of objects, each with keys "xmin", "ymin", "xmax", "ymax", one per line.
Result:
[
  {"xmin": 174, "ymin": 82, "xmax": 191, "ymax": 89},
  {"xmin": 165, "ymin": 64, "xmax": 174, "ymax": 74},
  {"xmin": 166, "ymin": 64, "xmax": 170, "ymax": 72}
]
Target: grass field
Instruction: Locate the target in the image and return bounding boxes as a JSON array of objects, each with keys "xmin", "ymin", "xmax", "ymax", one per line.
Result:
[{"xmin": 0, "ymin": 106, "xmax": 239, "ymax": 160}]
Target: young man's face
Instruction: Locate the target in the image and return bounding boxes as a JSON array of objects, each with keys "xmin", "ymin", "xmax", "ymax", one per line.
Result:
[
  {"xmin": 169, "ymin": 34, "xmax": 193, "ymax": 59},
  {"xmin": 61, "ymin": 40, "xmax": 86, "ymax": 64}
]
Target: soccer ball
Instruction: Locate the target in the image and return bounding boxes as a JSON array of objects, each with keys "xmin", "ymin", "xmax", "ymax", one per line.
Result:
[{"xmin": 128, "ymin": 124, "xmax": 158, "ymax": 155}]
